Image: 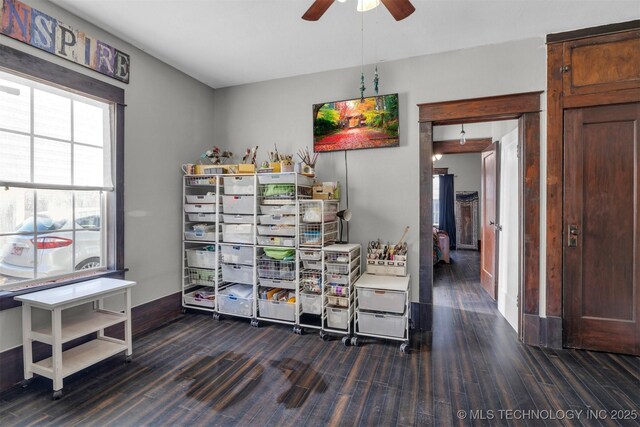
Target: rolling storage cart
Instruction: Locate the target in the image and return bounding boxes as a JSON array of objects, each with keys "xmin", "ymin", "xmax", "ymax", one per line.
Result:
[
  {"xmin": 321, "ymin": 244, "xmax": 361, "ymax": 345},
  {"xmin": 182, "ymin": 174, "xmax": 221, "ymax": 314},
  {"xmin": 353, "ymin": 274, "xmax": 411, "ymax": 353},
  {"xmin": 218, "ymin": 174, "xmax": 258, "ymax": 321},
  {"xmin": 298, "ymin": 200, "xmax": 339, "ymax": 333},
  {"xmin": 255, "ymin": 172, "xmax": 313, "ymax": 333}
]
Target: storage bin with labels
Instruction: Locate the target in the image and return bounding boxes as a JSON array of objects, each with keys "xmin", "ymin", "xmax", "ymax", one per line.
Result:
[
  {"xmin": 186, "ymin": 245, "xmax": 217, "ymax": 269},
  {"xmin": 185, "ymin": 224, "xmax": 217, "ymax": 241},
  {"xmin": 221, "ymin": 224, "xmax": 254, "ymax": 244},
  {"xmin": 183, "ymin": 290, "xmax": 216, "ymax": 309},
  {"xmin": 220, "ymin": 244, "xmax": 257, "ymax": 265},
  {"xmin": 218, "ymin": 284, "xmax": 254, "ymax": 318},
  {"xmin": 223, "ymin": 175, "xmax": 255, "ymax": 195}
]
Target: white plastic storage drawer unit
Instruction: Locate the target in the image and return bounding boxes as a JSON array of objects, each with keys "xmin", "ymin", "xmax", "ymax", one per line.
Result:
[
  {"xmin": 222, "ymin": 195, "xmax": 254, "ymax": 214},
  {"xmin": 185, "ymin": 194, "xmax": 217, "ymax": 204},
  {"xmin": 257, "ymin": 235, "xmax": 296, "ymax": 247},
  {"xmin": 223, "ymin": 176, "xmax": 255, "ymax": 195},
  {"xmin": 183, "ymin": 290, "xmax": 215, "ymax": 308},
  {"xmin": 257, "ymin": 173, "xmax": 313, "ymax": 186},
  {"xmin": 326, "ymin": 266, "xmax": 360, "ymax": 285},
  {"xmin": 327, "ymin": 307, "xmax": 348, "ymax": 329},
  {"xmin": 300, "ymin": 293, "xmax": 322, "ymax": 315},
  {"xmin": 257, "ymin": 225, "xmax": 296, "ymax": 236},
  {"xmin": 188, "ymin": 213, "xmax": 216, "ymax": 222},
  {"xmin": 357, "ymin": 311, "xmax": 406, "ymax": 338},
  {"xmin": 260, "ymin": 204, "xmax": 297, "ymax": 215},
  {"xmin": 186, "ymin": 248, "xmax": 217, "ymax": 269},
  {"xmin": 185, "ymin": 204, "xmax": 215, "ymax": 213},
  {"xmin": 222, "ymin": 214, "xmax": 254, "ymax": 224},
  {"xmin": 300, "ymin": 250, "xmax": 322, "ymax": 261},
  {"xmin": 357, "ymin": 288, "xmax": 405, "ymax": 314},
  {"xmin": 326, "ymin": 257, "xmax": 359, "ymax": 275},
  {"xmin": 220, "ymin": 245, "xmax": 255, "ymax": 265},
  {"xmin": 221, "ymin": 264, "xmax": 253, "ymax": 285},
  {"xmin": 222, "ymin": 224, "xmax": 254, "ymax": 244},
  {"xmin": 218, "ymin": 294, "xmax": 253, "ymax": 317},
  {"xmin": 258, "ymin": 300, "xmax": 295, "ymax": 321},
  {"xmin": 258, "ymin": 214, "xmax": 296, "ymax": 226}
]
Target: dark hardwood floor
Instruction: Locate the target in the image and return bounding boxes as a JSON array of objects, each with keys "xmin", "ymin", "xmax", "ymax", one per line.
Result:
[{"xmin": 1, "ymin": 251, "xmax": 638, "ymax": 426}]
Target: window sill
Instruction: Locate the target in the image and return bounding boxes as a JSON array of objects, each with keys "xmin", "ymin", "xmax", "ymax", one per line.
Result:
[{"xmin": 0, "ymin": 269, "xmax": 128, "ymax": 311}]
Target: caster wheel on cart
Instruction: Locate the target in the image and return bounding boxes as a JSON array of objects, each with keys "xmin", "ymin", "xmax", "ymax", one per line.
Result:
[
  {"xmin": 250, "ymin": 319, "xmax": 260, "ymax": 328},
  {"xmin": 319, "ymin": 331, "xmax": 329, "ymax": 341},
  {"xmin": 213, "ymin": 312, "xmax": 222, "ymax": 321},
  {"xmin": 350, "ymin": 337, "xmax": 359, "ymax": 347},
  {"xmin": 52, "ymin": 390, "xmax": 63, "ymax": 400},
  {"xmin": 125, "ymin": 355, "xmax": 132, "ymax": 363},
  {"xmin": 293, "ymin": 326, "xmax": 303, "ymax": 335},
  {"xmin": 181, "ymin": 307, "xmax": 188, "ymax": 314},
  {"xmin": 400, "ymin": 343, "xmax": 409, "ymax": 354},
  {"xmin": 341, "ymin": 336, "xmax": 351, "ymax": 347}
]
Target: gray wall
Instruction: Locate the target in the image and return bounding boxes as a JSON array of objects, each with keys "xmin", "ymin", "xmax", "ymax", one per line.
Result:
[
  {"xmin": 0, "ymin": 0, "xmax": 217, "ymax": 352},
  {"xmin": 212, "ymin": 37, "xmax": 547, "ymax": 303}
]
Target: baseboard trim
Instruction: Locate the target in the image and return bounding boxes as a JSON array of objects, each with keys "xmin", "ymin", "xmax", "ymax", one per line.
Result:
[
  {"xmin": 411, "ymin": 302, "xmax": 432, "ymax": 331},
  {"xmin": 0, "ymin": 291, "xmax": 182, "ymax": 394},
  {"xmin": 542, "ymin": 315, "xmax": 563, "ymax": 349}
]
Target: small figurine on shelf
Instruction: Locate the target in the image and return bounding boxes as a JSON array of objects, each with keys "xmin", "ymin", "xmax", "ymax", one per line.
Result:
[
  {"xmin": 202, "ymin": 146, "xmax": 233, "ymax": 165},
  {"xmin": 297, "ymin": 147, "xmax": 318, "ymax": 177}
]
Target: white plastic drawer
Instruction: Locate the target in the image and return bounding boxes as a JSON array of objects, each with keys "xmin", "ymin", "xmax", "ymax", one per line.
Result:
[
  {"xmin": 222, "ymin": 214, "xmax": 254, "ymax": 224},
  {"xmin": 223, "ymin": 176, "xmax": 255, "ymax": 195},
  {"xmin": 186, "ymin": 194, "xmax": 216, "ymax": 204},
  {"xmin": 257, "ymin": 225, "xmax": 296, "ymax": 236},
  {"xmin": 326, "ymin": 266, "xmax": 360, "ymax": 285},
  {"xmin": 222, "ymin": 195, "xmax": 254, "ymax": 214},
  {"xmin": 326, "ymin": 257, "xmax": 359, "ymax": 274},
  {"xmin": 221, "ymin": 263, "xmax": 254, "ymax": 285},
  {"xmin": 258, "ymin": 173, "xmax": 313, "ymax": 186},
  {"xmin": 258, "ymin": 214, "xmax": 296, "ymax": 226},
  {"xmin": 185, "ymin": 203, "xmax": 215, "ymax": 213},
  {"xmin": 186, "ymin": 248, "xmax": 217, "ymax": 269},
  {"xmin": 300, "ymin": 293, "xmax": 321, "ymax": 315},
  {"xmin": 185, "ymin": 231, "xmax": 216, "ymax": 241},
  {"xmin": 222, "ymin": 224, "xmax": 254, "ymax": 244},
  {"xmin": 218, "ymin": 294, "xmax": 253, "ymax": 317},
  {"xmin": 258, "ymin": 299, "xmax": 295, "ymax": 322},
  {"xmin": 299, "ymin": 250, "xmax": 322, "ymax": 261},
  {"xmin": 326, "ymin": 295, "xmax": 349, "ymax": 308},
  {"xmin": 327, "ymin": 307, "xmax": 348, "ymax": 330},
  {"xmin": 259, "ymin": 278, "xmax": 296, "ymax": 290},
  {"xmin": 357, "ymin": 288, "xmax": 406, "ymax": 314},
  {"xmin": 220, "ymin": 245, "xmax": 255, "ymax": 266},
  {"xmin": 257, "ymin": 235, "xmax": 296, "ymax": 247},
  {"xmin": 302, "ymin": 259, "xmax": 323, "ymax": 271},
  {"xmin": 183, "ymin": 290, "xmax": 215, "ymax": 309},
  {"xmin": 357, "ymin": 311, "xmax": 406, "ymax": 338},
  {"xmin": 260, "ymin": 204, "xmax": 297, "ymax": 215},
  {"xmin": 188, "ymin": 213, "xmax": 216, "ymax": 222}
]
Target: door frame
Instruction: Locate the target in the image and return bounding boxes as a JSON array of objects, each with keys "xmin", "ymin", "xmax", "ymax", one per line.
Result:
[{"xmin": 417, "ymin": 91, "xmax": 542, "ymax": 345}]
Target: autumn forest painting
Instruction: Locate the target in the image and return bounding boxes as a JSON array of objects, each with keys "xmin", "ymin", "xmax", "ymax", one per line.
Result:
[{"xmin": 313, "ymin": 94, "xmax": 399, "ymax": 152}]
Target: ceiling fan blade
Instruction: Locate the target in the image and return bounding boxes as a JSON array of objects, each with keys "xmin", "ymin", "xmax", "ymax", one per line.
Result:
[
  {"xmin": 380, "ymin": 0, "xmax": 415, "ymax": 21},
  {"xmin": 302, "ymin": 0, "xmax": 335, "ymax": 21}
]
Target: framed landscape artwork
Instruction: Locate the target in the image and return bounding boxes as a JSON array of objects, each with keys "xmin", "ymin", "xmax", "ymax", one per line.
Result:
[{"xmin": 313, "ymin": 93, "xmax": 399, "ymax": 152}]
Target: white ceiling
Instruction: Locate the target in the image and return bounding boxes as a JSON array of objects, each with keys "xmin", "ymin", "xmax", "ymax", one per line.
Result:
[{"xmin": 50, "ymin": 0, "xmax": 639, "ymax": 89}]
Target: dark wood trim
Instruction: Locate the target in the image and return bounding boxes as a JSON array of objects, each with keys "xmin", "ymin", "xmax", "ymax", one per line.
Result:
[
  {"xmin": 433, "ymin": 138, "xmax": 492, "ymax": 154},
  {"xmin": 433, "ymin": 168, "xmax": 448, "ymax": 175},
  {"xmin": 417, "ymin": 92, "xmax": 542, "ymax": 125},
  {"xmin": 410, "ymin": 302, "xmax": 432, "ymax": 331},
  {"xmin": 546, "ymin": 19, "xmax": 640, "ymax": 43},
  {"xmin": 521, "ymin": 113, "xmax": 540, "ymax": 317},
  {"xmin": 522, "ymin": 313, "xmax": 540, "ymax": 346},
  {"xmin": 0, "ymin": 291, "xmax": 182, "ymax": 393},
  {"xmin": 563, "ymin": 89, "xmax": 640, "ymax": 109},
  {"xmin": 545, "ymin": 43, "xmax": 564, "ymax": 319},
  {"xmin": 0, "ymin": 44, "xmax": 124, "ymax": 104},
  {"xmin": 419, "ymin": 122, "xmax": 434, "ymax": 320},
  {"xmin": 544, "ymin": 315, "xmax": 563, "ymax": 349},
  {"xmin": 418, "ymin": 92, "xmax": 542, "ymax": 344}
]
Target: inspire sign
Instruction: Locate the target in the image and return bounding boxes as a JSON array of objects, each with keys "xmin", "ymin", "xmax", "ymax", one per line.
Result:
[{"xmin": 0, "ymin": 0, "xmax": 130, "ymax": 83}]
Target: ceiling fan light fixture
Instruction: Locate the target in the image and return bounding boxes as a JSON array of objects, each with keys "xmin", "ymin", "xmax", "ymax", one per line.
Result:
[
  {"xmin": 357, "ymin": 0, "xmax": 381, "ymax": 12},
  {"xmin": 336, "ymin": 0, "xmax": 347, "ymax": 2}
]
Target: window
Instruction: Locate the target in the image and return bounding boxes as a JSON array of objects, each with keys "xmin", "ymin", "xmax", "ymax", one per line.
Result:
[
  {"xmin": 0, "ymin": 48, "xmax": 122, "ymax": 292},
  {"xmin": 433, "ymin": 175, "xmax": 440, "ymax": 227}
]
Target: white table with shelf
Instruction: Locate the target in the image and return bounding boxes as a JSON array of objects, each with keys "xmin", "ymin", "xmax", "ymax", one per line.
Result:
[
  {"xmin": 352, "ymin": 273, "xmax": 411, "ymax": 353},
  {"xmin": 15, "ymin": 278, "xmax": 137, "ymax": 399}
]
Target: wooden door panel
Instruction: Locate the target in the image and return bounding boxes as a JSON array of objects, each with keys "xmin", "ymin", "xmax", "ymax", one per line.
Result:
[
  {"xmin": 563, "ymin": 103, "xmax": 639, "ymax": 355},
  {"xmin": 563, "ymin": 30, "xmax": 640, "ymax": 96},
  {"xmin": 481, "ymin": 143, "xmax": 497, "ymax": 299}
]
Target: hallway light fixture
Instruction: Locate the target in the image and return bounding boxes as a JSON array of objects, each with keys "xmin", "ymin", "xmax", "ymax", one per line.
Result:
[
  {"xmin": 459, "ymin": 124, "xmax": 466, "ymax": 145},
  {"xmin": 432, "ymin": 153, "xmax": 442, "ymax": 161}
]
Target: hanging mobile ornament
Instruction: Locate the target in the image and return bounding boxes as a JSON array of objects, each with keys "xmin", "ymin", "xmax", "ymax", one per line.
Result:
[
  {"xmin": 360, "ymin": 72, "xmax": 366, "ymax": 102},
  {"xmin": 373, "ymin": 66, "xmax": 379, "ymax": 95}
]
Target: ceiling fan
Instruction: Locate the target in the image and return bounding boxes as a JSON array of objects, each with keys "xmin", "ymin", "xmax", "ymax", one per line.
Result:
[{"xmin": 302, "ymin": 0, "xmax": 415, "ymax": 21}]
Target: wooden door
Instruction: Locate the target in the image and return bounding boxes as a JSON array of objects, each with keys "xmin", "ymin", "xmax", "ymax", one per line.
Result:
[
  {"xmin": 564, "ymin": 103, "xmax": 640, "ymax": 355},
  {"xmin": 481, "ymin": 143, "xmax": 497, "ymax": 299}
]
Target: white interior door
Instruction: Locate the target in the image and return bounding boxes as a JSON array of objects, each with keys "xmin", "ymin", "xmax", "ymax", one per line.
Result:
[{"xmin": 497, "ymin": 127, "xmax": 519, "ymax": 332}]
